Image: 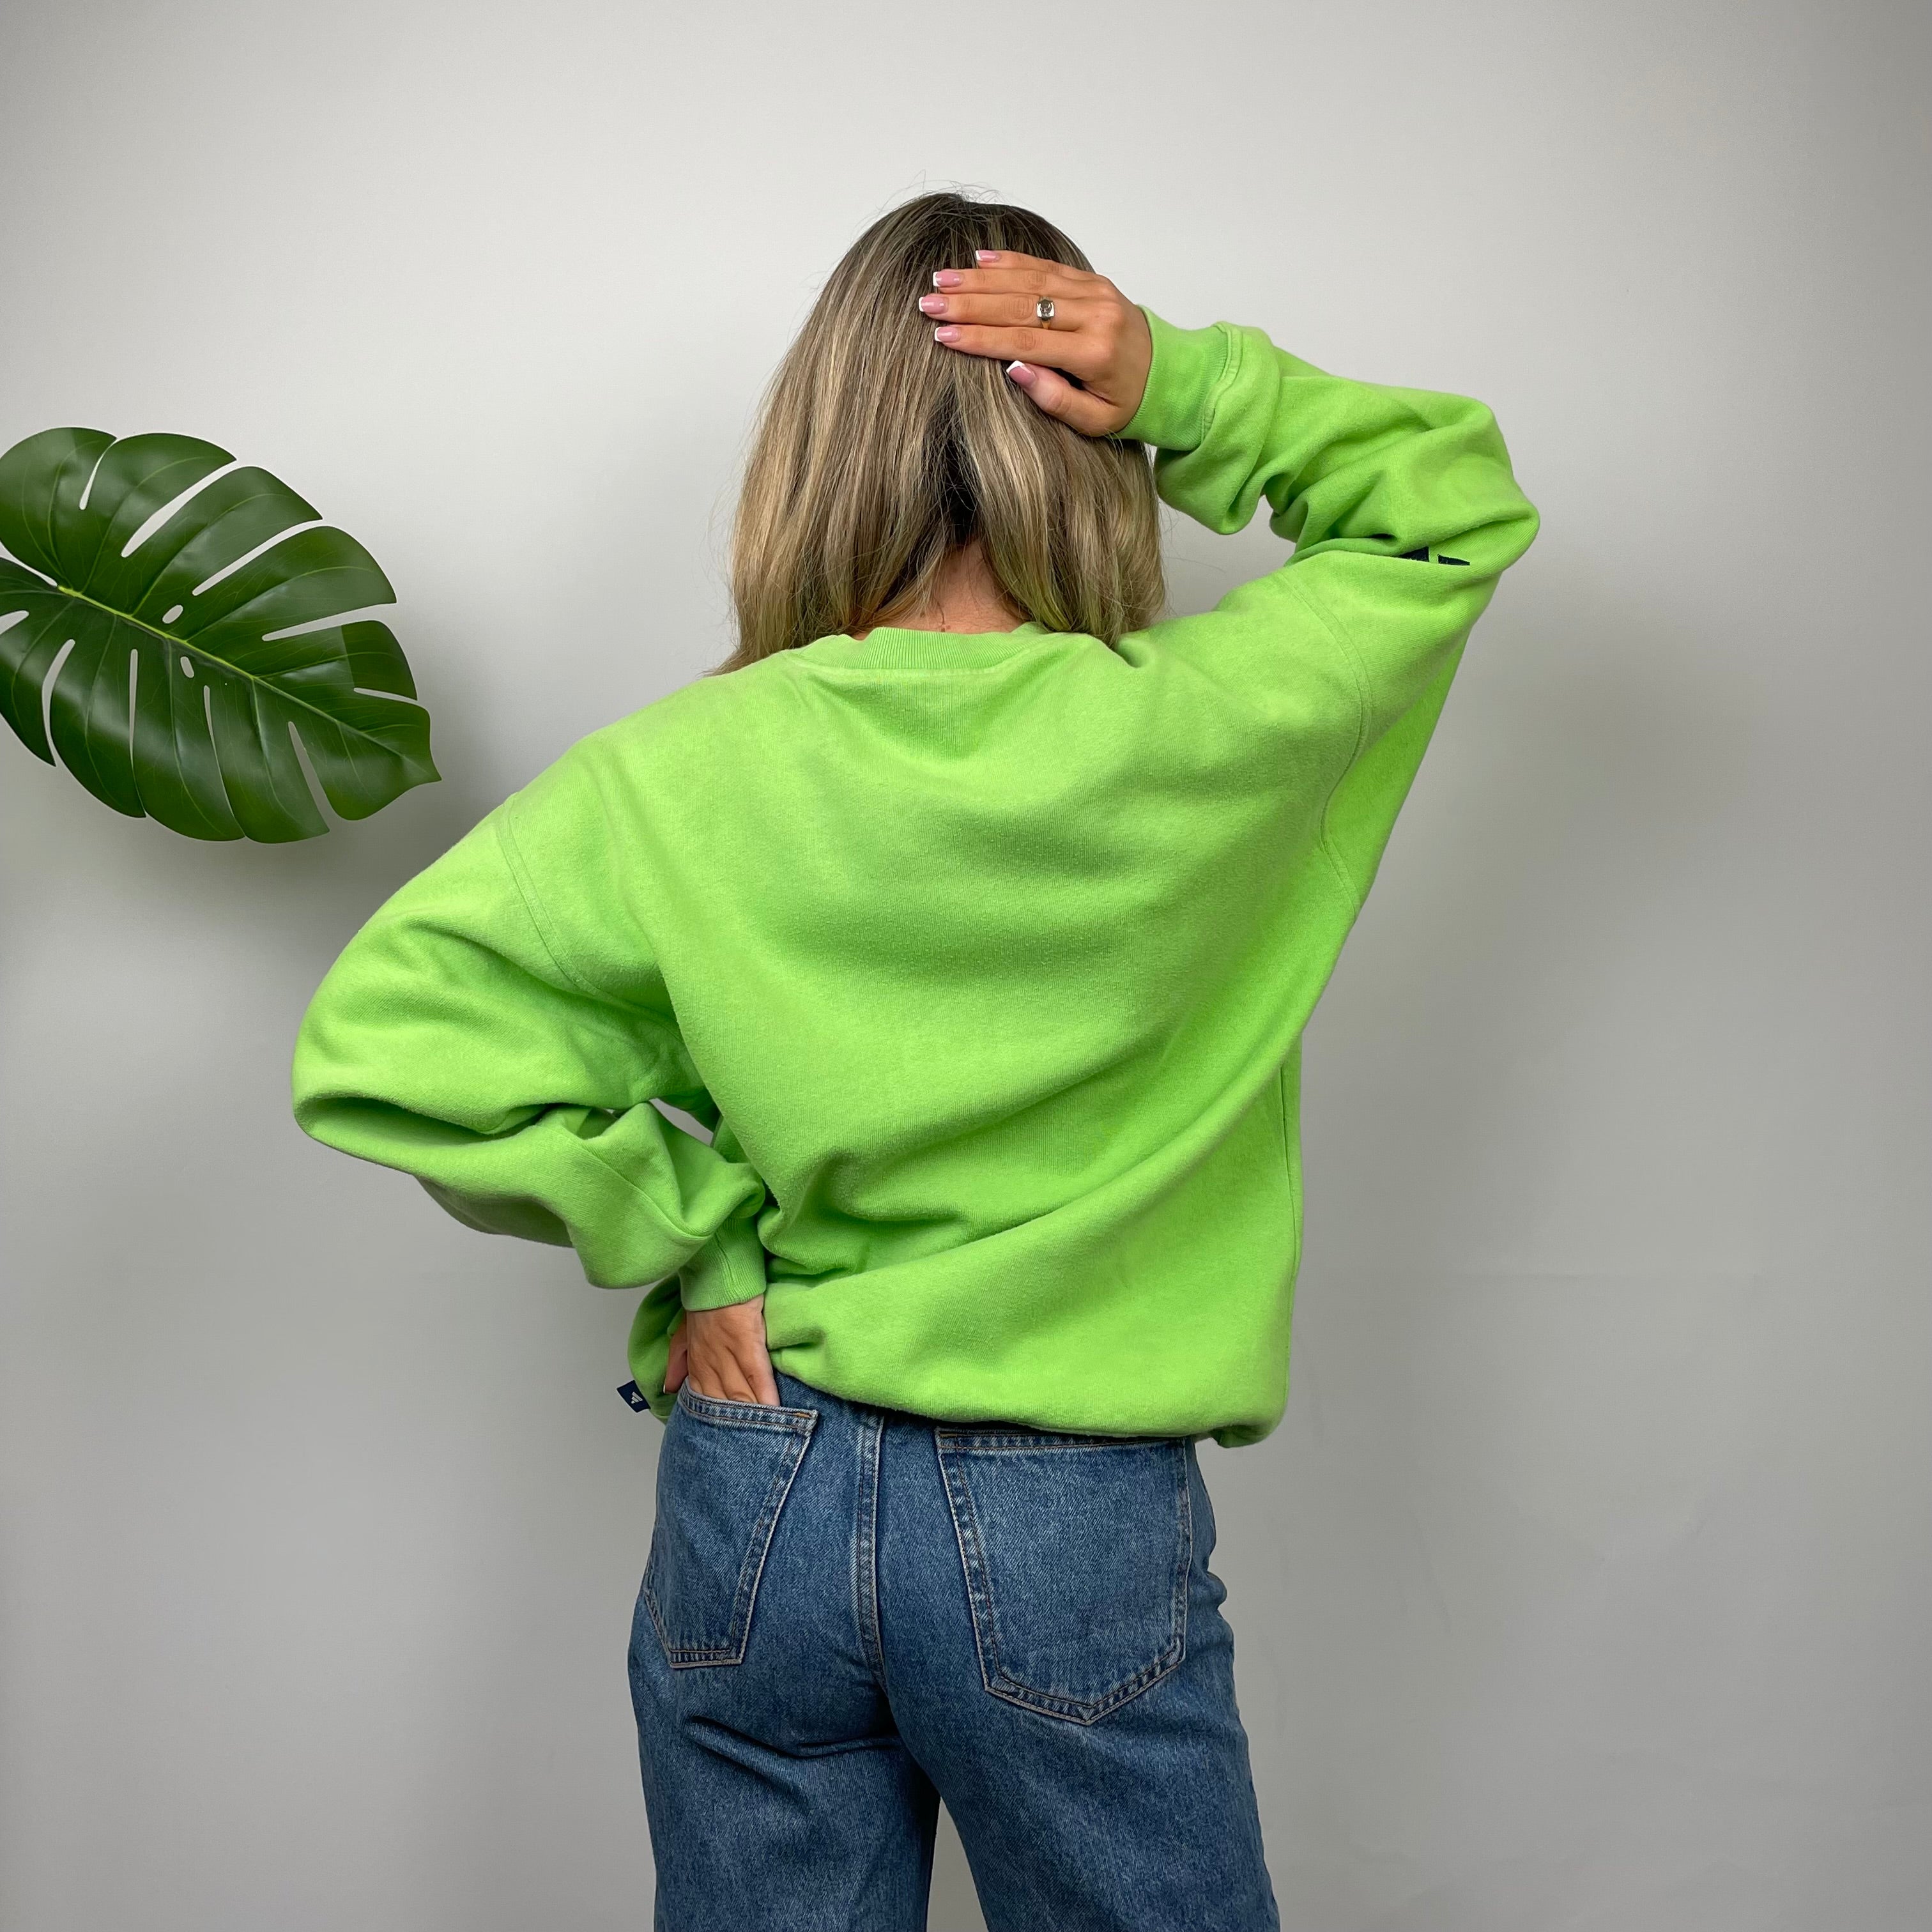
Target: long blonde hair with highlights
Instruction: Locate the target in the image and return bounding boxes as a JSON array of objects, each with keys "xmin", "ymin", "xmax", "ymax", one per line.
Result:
[{"xmin": 717, "ymin": 192, "xmax": 1163, "ymax": 671}]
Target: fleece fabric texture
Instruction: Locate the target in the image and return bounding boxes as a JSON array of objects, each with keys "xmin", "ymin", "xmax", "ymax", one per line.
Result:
[{"xmin": 291, "ymin": 310, "xmax": 1538, "ymax": 1446}]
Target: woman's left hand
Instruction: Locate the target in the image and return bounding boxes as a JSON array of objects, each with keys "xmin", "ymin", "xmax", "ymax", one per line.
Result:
[
  {"xmin": 921, "ymin": 249, "xmax": 1153, "ymax": 438},
  {"xmin": 664, "ymin": 1296, "xmax": 781, "ymax": 1406}
]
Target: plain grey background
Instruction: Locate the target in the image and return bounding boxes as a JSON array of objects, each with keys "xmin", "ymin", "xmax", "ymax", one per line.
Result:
[{"xmin": 3, "ymin": 2, "xmax": 1927, "ymax": 1927}]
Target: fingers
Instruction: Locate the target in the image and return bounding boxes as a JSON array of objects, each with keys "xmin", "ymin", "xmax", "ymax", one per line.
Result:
[
  {"xmin": 687, "ymin": 1347, "xmax": 762, "ymax": 1404},
  {"xmin": 681, "ymin": 1298, "xmax": 781, "ymax": 1407},
  {"xmin": 664, "ymin": 1324, "xmax": 688, "ymax": 1392},
  {"xmin": 1004, "ymin": 360, "xmax": 1120, "ymax": 436},
  {"xmin": 921, "ymin": 247, "xmax": 1148, "ymax": 438},
  {"xmin": 930, "ymin": 249, "xmax": 1101, "ymax": 296},
  {"xmin": 745, "ymin": 1344, "xmax": 781, "ymax": 1409},
  {"xmin": 919, "ymin": 290, "xmax": 1106, "ymax": 332},
  {"xmin": 920, "ymin": 254, "xmax": 1111, "ymax": 373},
  {"xmin": 930, "ymin": 321, "xmax": 1105, "ymax": 371}
]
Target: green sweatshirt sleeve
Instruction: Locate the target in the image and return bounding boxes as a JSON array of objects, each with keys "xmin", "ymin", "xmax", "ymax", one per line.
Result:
[
  {"xmin": 289, "ymin": 782, "xmax": 769, "ymax": 1312},
  {"xmin": 1121, "ymin": 309, "xmax": 1538, "ymax": 900}
]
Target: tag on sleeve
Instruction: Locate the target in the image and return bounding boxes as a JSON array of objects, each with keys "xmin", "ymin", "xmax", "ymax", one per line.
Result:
[{"xmin": 618, "ymin": 1381, "xmax": 651, "ymax": 1413}]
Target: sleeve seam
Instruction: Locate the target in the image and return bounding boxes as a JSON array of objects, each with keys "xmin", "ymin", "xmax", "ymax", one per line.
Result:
[
  {"xmin": 499, "ymin": 778, "xmax": 718, "ymax": 1135},
  {"xmin": 569, "ymin": 1133, "xmax": 729, "ymax": 1272},
  {"xmin": 494, "ymin": 807, "xmax": 605, "ymax": 1000},
  {"xmin": 706, "ymin": 1215, "xmax": 747, "ymax": 1287},
  {"xmin": 1195, "ymin": 321, "xmax": 1243, "ymax": 452},
  {"xmin": 565, "ymin": 1125, "xmax": 761, "ymax": 1268},
  {"xmin": 1285, "ymin": 574, "xmax": 1370, "ymax": 918},
  {"xmin": 684, "ymin": 1216, "xmax": 763, "ymax": 1307}
]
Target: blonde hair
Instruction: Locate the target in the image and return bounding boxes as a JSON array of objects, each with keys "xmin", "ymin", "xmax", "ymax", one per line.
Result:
[{"xmin": 717, "ymin": 192, "xmax": 1163, "ymax": 670}]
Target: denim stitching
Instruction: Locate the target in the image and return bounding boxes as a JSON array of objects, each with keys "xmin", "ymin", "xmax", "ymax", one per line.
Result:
[
  {"xmin": 937, "ymin": 1437, "xmax": 1191, "ymax": 1726},
  {"xmin": 855, "ymin": 1411, "xmax": 886, "ymax": 1681},
  {"xmin": 935, "ymin": 1437, "xmax": 1004, "ymax": 1705},
  {"xmin": 1172, "ymin": 1445, "xmax": 1195, "ymax": 1672},
  {"xmin": 645, "ymin": 1399, "xmax": 818, "ymax": 1667},
  {"xmin": 935, "ymin": 1436, "xmax": 1165, "ymax": 1452},
  {"xmin": 934, "ymin": 1425, "xmax": 1172, "ymax": 1450},
  {"xmin": 652, "ymin": 1432, "xmax": 806, "ymax": 1664},
  {"xmin": 675, "ymin": 1386, "xmax": 817, "ymax": 1431}
]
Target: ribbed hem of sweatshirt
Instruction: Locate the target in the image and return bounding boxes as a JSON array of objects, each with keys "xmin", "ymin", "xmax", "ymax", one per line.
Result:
[
  {"xmin": 1119, "ymin": 310, "xmax": 1236, "ymax": 453},
  {"xmin": 677, "ymin": 1213, "xmax": 769, "ymax": 1310}
]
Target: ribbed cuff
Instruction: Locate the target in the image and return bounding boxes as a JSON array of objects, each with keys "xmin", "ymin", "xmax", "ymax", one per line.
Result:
[
  {"xmin": 1118, "ymin": 310, "xmax": 1235, "ymax": 454},
  {"xmin": 677, "ymin": 1213, "xmax": 769, "ymax": 1311}
]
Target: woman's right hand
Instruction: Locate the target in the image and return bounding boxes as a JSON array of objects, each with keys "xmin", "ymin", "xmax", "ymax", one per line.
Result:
[
  {"xmin": 921, "ymin": 249, "xmax": 1153, "ymax": 438},
  {"xmin": 664, "ymin": 1297, "xmax": 781, "ymax": 1407}
]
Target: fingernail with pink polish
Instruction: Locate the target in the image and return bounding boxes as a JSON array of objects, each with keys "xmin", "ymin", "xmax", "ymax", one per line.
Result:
[
  {"xmin": 933, "ymin": 325, "xmax": 961, "ymax": 344},
  {"xmin": 975, "ymin": 250, "xmax": 1000, "ymax": 264},
  {"xmin": 1006, "ymin": 360, "xmax": 1034, "ymax": 385},
  {"xmin": 933, "ymin": 270, "xmax": 963, "ymax": 288},
  {"xmin": 919, "ymin": 293, "xmax": 946, "ymax": 315}
]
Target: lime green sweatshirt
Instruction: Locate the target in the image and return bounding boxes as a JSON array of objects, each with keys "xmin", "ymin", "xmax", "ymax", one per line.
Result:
[{"xmin": 291, "ymin": 310, "xmax": 1537, "ymax": 1446}]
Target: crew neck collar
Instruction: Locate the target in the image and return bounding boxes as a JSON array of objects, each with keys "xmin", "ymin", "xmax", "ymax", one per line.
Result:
[{"xmin": 797, "ymin": 620, "xmax": 1064, "ymax": 671}]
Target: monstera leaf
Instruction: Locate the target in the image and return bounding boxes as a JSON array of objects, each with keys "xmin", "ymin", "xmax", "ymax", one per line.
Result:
[{"xmin": 0, "ymin": 429, "xmax": 436, "ymax": 841}]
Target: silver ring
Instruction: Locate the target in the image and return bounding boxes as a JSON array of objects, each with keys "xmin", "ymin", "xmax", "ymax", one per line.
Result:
[{"xmin": 1036, "ymin": 297, "xmax": 1056, "ymax": 326}]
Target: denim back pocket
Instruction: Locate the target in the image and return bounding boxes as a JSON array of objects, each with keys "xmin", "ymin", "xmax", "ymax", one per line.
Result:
[
  {"xmin": 936, "ymin": 1430, "xmax": 1192, "ymax": 1724},
  {"xmin": 643, "ymin": 1386, "xmax": 817, "ymax": 1668}
]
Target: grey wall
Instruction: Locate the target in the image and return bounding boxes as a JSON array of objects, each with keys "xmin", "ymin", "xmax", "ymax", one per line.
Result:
[{"xmin": 3, "ymin": 2, "xmax": 1926, "ymax": 1927}]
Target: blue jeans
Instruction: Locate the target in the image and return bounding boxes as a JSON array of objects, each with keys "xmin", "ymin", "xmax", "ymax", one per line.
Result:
[{"xmin": 628, "ymin": 1370, "xmax": 1279, "ymax": 1931}]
